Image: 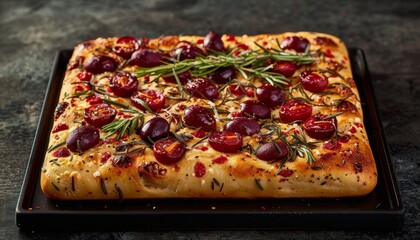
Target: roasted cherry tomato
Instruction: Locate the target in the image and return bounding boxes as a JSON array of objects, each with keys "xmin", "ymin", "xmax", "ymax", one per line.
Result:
[
  {"xmin": 153, "ymin": 136, "xmax": 186, "ymax": 165},
  {"xmin": 229, "ymin": 84, "xmax": 254, "ymax": 97},
  {"xmin": 266, "ymin": 60, "xmax": 297, "ymax": 78},
  {"xmin": 303, "ymin": 114, "xmax": 337, "ymax": 139},
  {"xmin": 139, "ymin": 116, "xmax": 170, "ymax": 143},
  {"xmin": 66, "ymin": 126, "xmax": 100, "ymax": 153},
  {"xmin": 84, "ymin": 103, "xmax": 117, "ymax": 128},
  {"xmin": 208, "ymin": 131, "xmax": 243, "ymax": 153},
  {"xmin": 203, "ymin": 31, "xmax": 225, "ymax": 53},
  {"xmin": 280, "ymin": 36, "xmax": 310, "ymax": 53},
  {"xmin": 224, "ymin": 117, "xmax": 260, "ymax": 136},
  {"xmin": 185, "ymin": 78, "xmax": 219, "ymax": 101},
  {"xmin": 208, "ymin": 67, "xmax": 235, "ymax": 84},
  {"xmin": 112, "ymin": 36, "xmax": 141, "ymax": 59},
  {"xmin": 184, "ymin": 105, "xmax": 216, "ymax": 132},
  {"xmin": 256, "ymin": 85, "xmax": 285, "ymax": 108},
  {"xmin": 130, "ymin": 89, "xmax": 165, "ymax": 112},
  {"xmin": 300, "ymin": 70, "xmax": 328, "ymax": 93},
  {"xmin": 84, "ymin": 55, "xmax": 118, "ymax": 74},
  {"xmin": 279, "ymin": 99, "xmax": 312, "ymax": 123},
  {"xmin": 255, "ymin": 141, "xmax": 288, "ymax": 162},
  {"xmin": 129, "ymin": 48, "xmax": 162, "ymax": 67},
  {"xmin": 172, "ymin": 41, "xmax": 205, "ymax": 60},
  {"xmin": 109, "ymin": 72, "xmax": 139, "ymax": 97},
  {"xmin": 240, "ymin": 100, "xmax": 271, "ymax": 119}
]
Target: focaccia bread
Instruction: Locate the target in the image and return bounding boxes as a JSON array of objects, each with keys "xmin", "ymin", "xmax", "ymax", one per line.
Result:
[{"xmin": 41, "ymin": 32, "xmax": 378, "ymax": 200}]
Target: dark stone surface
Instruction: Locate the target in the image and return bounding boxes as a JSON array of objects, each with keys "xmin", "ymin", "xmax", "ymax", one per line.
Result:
[{"xmin": 1, "ymin": 0, "xmax": 419, "ymax": 238}]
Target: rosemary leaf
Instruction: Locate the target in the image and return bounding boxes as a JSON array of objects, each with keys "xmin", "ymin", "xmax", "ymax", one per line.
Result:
[
  {"xmin": 47, "ymin": 141, "xmax": 66, "ymax": 152},
  {"xmin": 134, "ymin": 44, "xmax": 315, "ymax": 87},
  {"xmin": 117, "ymin": 119, "xmax": 131, "ymax": 140},
  {"xmin": 49, "ymin": 158, "xmax": 60, "ymax": 166},
  {"xmin": 67, "ymin": 90, "xmax": 90, "ymax": 99},
  {"xmin": 71, "ymin": 176, "xmax": 75, "ymax": 191},
  {"xmin": 101, "ymin": 178, "xmax": 107, "ymax": 195},
  {"xmin": 255, "ymin": 178, "xmax": 264, "ymax": 191},
  {"xmin": 322, "ymin": 112, "xmax": 343, "ymax": 120},
  {"xmin": 128, "ymin": 115, "xmax": 140, "ymax": 136},
  {"xmin": 131, "ymin": 97, "xmax": 157, "ymax": 115},
  {"xmin": 51, "ymin": 182, "xmax": 60, "ymax": 191},
  {"xmin": 172, "ymin": 67, "xmax": 185, "ymax": 98},
  {"xmin": 190, "ymin": 136, "xmax": 209, "ymax": 148},
  {"xmin": 101, "ymin": 98, "xmax": 130, "ymax": 109}
]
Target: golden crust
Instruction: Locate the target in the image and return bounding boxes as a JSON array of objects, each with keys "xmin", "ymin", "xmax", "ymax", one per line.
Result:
[{"xmin": 41, "ymin": 32, "xmax": 377, "ymax": 200}]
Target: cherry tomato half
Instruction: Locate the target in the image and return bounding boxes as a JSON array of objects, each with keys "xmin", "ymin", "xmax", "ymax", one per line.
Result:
[
  {"xmin": 84, "ymin": 55, "xmax": 118, "ymax": 74},
  {"xmin": 185, "ymin": 78, "xmax": 219, "ymax": 101},
  {"xmin": 240, "ymin": 100, "xmax": 271, "ymax": 119},
  {"xmin": 130, "ymin": 89, "xmax": 165, "ymax": 112},
  {"xmin": 208, "ymin": 67, "xmax": 235, "ymax": 84},
  {"xmin": 265, "ymin": 59, "xmax": 297, "ymax": 78},
  {"xmin": 203, "ymin": 31, "xmax": 225, "ymax": 53},
  {"xmin": 109, "ymin": 72, "xmax": 139, "ymax": 98},
  {"xmin": 255, "ymin": 141, "xmax": 289, "ymax": 162},
  {"xmin": 153, "ymin": 136, "xmax": 186, "ymax": 165},
  {"xmin": 300, "ymin": 70, "xmax": 328, "ymax": 93},
  {"xmin": 208, "ymin": 131, "xmax": 243, "ymax": 153},
  {"xmin": 224, "ymin": 117, "xmax": 260, "ymax": 136},
  {"xmin": 183, "ymin": 105, "xmax": 216, "ymax": 132},
  {"xmin": 256, "ymin": 85, "xmax": 285, "ymax": 108},
  {"xmin": 112, "ymin": 36, "xmax": 141, "ymax": 59},
  {"xmin": 129, "ymin": 48, "xmax": 162, "ymax": 67},
  {"xmin": 139, "ymin": 116, "xmax": 170, "ymax": 143},
  {"xmin": 66, "ymin": 126, "xmax": 100, "ymax": 153},
  {"xmin": 279, "ymin": 99, "xmax": 312, "ymax": 123},
  {"xmin": 172, "ymin": 41, "xmax": 205, "ymax": 60},
  {"xmin": 84, "ymin": 103, "xmax": 117, "ymax": 128},
  {"xmin": 303, "ymin": 114, "xmax": 337, "ymax": 140}
]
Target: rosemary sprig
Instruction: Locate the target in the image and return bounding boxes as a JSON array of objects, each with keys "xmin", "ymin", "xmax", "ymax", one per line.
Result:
[
  {"xmin": 259, "ymin": 123, "xmax": 318, "ymax": 166},
  {"xmin": 135, "ymin": 43, "xmax": 315, "ymax": 87},
  {"xmin": 290, "ymin": 83, "xmax": 357, "ymax": 108},
  {"xmin": 101, "ymin": 115, "xmax": 143, "ymax": 140},
  {"xmin": 288, "ymin": 129, "xmax": 318, "ymax": 164},
  {"xmin": 296, "ymin": 145, "xmax": 315, "ymax": 165}
]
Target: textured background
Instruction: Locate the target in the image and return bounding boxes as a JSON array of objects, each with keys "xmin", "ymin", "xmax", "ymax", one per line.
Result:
[{"xmin": 1, "ymin": 0, "xmax": 419, "ymax": 239}]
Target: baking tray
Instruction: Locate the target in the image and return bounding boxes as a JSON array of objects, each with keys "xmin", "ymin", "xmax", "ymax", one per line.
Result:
[{"xmin": 16, "ymin": 48, "xmax": 404, "ymax": 231}]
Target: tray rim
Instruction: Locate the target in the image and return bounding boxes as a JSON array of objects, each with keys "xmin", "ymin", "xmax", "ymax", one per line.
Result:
[{"xmin": 15, "ymin": 48, "xmax": 404, "ymax": 231}]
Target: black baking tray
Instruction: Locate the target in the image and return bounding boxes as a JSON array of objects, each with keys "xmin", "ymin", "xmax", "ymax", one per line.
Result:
[{"xmin": 16, "ymin": 48, "xmax": 404, "ymax": 231}]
